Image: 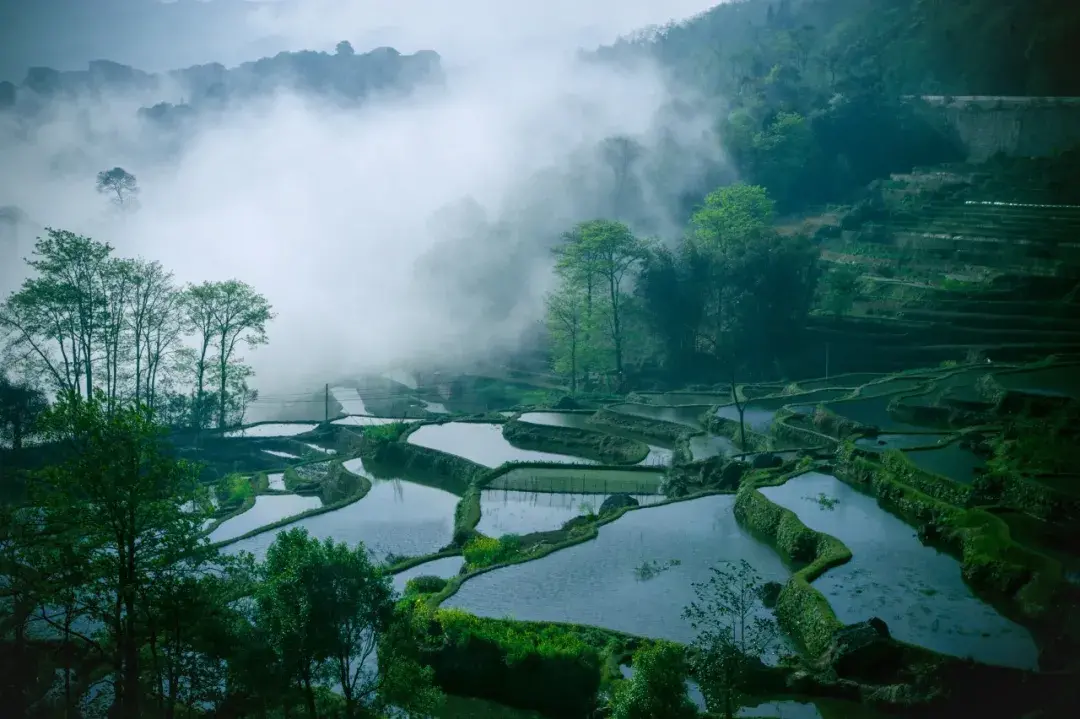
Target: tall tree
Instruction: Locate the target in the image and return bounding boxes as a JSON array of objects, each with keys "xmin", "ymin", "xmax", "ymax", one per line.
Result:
[
  {"xmin": 179, "ymin": 283, "xmax": 218, "ymax": 429},
  {"xmin": 31, "ymin": 391, "xmax": 209, "ymax": 719},
  {"xmin": 1, "ymin": 230, "xmax": 113, "ymax": 400},
  {"xmin": 557, "ymin": 220, "xmax": 644, "ymax": 387},
  {"xmin": 125, "ymin": 260, "xmax": 181, "ymax": 414},
  {"xmin": 545, "ymin": 284, "xmax": 588, "ymax": 393},
  {"xmin": 100, "ymin": 258, "xmax": 136, "ymax": 414},
  {"xmin": 96, "ymin": 167, "xmax": 139, "ymax": 209},
  {"xmin": 207, "ymin": 280, "xmax": 273, "ymax": 430}
]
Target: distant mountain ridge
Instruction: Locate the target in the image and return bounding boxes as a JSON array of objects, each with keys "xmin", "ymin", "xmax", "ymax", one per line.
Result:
[{"xmin": 0, "ymin": 43, "xmax": 444, "ymax": 118}]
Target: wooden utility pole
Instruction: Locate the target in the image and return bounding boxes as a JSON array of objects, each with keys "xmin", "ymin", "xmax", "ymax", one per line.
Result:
[{"xmin": 324, "ymin": 383, "xmax": 329, "ymax": 422}]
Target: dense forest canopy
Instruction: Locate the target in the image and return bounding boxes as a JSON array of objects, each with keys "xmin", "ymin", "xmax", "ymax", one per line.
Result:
[{"xmin": 608, "ymin": 0, "xmax": 1080, "ymax": 97}]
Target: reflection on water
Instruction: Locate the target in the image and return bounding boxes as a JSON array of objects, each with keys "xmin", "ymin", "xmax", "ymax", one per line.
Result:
[
  {"xmin": 209, "ymin": 493, "xmax": 322, "ymax": 543},
  {"xmin": 408, "ymin": 422, "xmax": 597, "ymax": 468},
  {"xmin": 690, "ymin": 433, "xmax": 737, "ymax": 460},
  {"xmin": 759, "ymin": 473, "xmax": 1038, "ymax": 669},
  {"xmin": 223, "ymin": 423, "xmax": 317, "ymax": 438},
  {"xmin": 330, "ymin": 386, "xmax": 368, "ymax": 415},
  {"xmin": 223, "ymin": 478, "xmax": 457, "ymax": 563},
  {"xmin": 391, "ymin": 556, "xmax": 465, "ymax": 593},
  {"xmin": 905, "ymin": 444, "xmax": 986, "ymax": 485},
  {"xmin": 853, "ymin": 434, "xmax": 950, "ymax": 452},
  {"xmin": 715, "ymin": 405, "xmax": 776, "ymax": 432},
  {"xmin": 477, "ymin": 489, "xmax": 663, "ymax": 536},
  {"xmin": 608, "ymin": 402, "xmax": 710, "ymax": 429},
  {"xmin": 443, "ymin": 495, "xmax": 790, "ymax": 653},
  {"xmin": 826, "ymin": 396, "xmax": 927, "ymax": 431},
  {"xmin": 996, "ymin": 366, "xmax": 1080, "ymax": 399}
]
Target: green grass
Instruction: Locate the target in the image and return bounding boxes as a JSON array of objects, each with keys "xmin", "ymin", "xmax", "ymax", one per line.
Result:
[
  {"xmin": 433, "ymin": 695, "xmax": 545, "ymax": 718},
  {"xmin": 487, "ymin": 466, "xmax": 664, "ymax": 494}
]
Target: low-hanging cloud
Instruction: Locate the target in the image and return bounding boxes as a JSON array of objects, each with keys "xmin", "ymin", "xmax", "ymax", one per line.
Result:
[{"xmin": 0, "ymin": 0, "xmax": 726, "ymax": 398}]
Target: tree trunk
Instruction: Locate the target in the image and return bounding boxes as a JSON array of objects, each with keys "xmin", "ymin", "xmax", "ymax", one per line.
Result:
[
  {"xmin": 122, "ymin": 532, "xmax": 140, "ymax": 719},
  {"xmin": 218, "ymin": 354, "xmax": 228, "ymax": 430},
  {"xmin": 570, "ymin": 332, "xmax": 577, "ymax": 394},
  {"xmin": 608, "ymin": 274, "xmax": 623, "ymax": 379},
  {"xmin": 302, "ymin": 674, "xmax": 317, "ymax": 719},
  {"xmin": 730, "ymin": 378, "xmax": 747, "ymax": 451}
]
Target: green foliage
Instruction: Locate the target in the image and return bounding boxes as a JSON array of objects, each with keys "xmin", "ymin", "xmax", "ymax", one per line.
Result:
[
  {"xmin": 404, "ymin": 575, "xmax": 449, "ymax": 596},
  {"xmin": 254, "ymin": 527, "xmax": 441, "ymax": 717},
  {"xmin": 501, "ymin": 418, "xmax": 649, "ymax": 465},
  {"xmin": 683, "ymin": 559, "xmax": 781, "ymax": 718},
  {"xmin": 609, "ymin": 641, "xmax": 698, "ymax": 719},
  {"xmin": 550, "ymin": 219, "xmax": 647, "ymax": 389},
  {"xmin": 690, "ymin": 183, "xmax": 775, "ymax": 250},
  {"xmin": 820, "ymin": 263, "xmax": 862, "ymax": 316},
  {"xmin": 95, "ymin": 166, "xmax": 139, "ymax": 208},
  {"xmin": 463, "ymin": 533, "xmax": 523, "ymax": 569},
  {"xmin": 215, "ymin": 471, "xmax": 255, "ymax": 510},
  {"xmin": 415, "ymin": 608, "xmax": 603, "ymax": 718},
  {"xmin": 632, "ymin": 183, "xmax": 820, "ymax": 379},
  {"xmin": 362, "ymin": 421, "xmax": 409, "ymax": 442},
  {"xmin": 181, "ymin": 279, "xmax": 274, "ymax": 430},
  {"xmin": 0, "ymin": 227, "xmax": 271, "ymax": 430},
  {"xmin": 0, "ymin": 374, "xmax": 48, "ymax": 450},
  {"xmin": 13, "ymin": 392, "xmax": 218, "ymax": 718}
]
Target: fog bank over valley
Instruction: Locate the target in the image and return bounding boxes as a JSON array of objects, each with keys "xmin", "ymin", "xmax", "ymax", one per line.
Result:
[{"xmin": 0, "ymin": 0, "xmax": 727, "ymax": 398}]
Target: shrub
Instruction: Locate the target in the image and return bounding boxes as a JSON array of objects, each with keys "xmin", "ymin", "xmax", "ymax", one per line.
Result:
[
  {"xmin": 214, "ymin": 472, "xmax": 253, "ymax": 510},
  {"xmin": 363, "ymin": 422, "xmax": 409, "ymax": 443},
  {"xmin": 463, "ymin": 534, "xmax": 523, "ymax": 568},
  {"xmin": 403, "ymin": 575, "xmax": 448, "ymax": 596},
  {"xmin": 420, "ymin": 609, "xmax": 603, "ymax": 718}
]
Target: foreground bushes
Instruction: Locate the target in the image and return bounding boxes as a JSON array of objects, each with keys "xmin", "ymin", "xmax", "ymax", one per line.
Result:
[{"xmin": 406, "ymin": 605, "xmax": 603, "ymax": 718}]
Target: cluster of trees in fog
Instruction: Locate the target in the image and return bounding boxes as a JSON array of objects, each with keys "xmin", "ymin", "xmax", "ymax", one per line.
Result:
[
  {"xmin": 0, "ymin": 228, "xmax": 273, "ymax": 446},
  {"xmin": 0, "ymin": 42, "xmax": 443, "ymax": 127},
  {"xmin": 546, "ymin": 182, "xmax": 819, "ymax": 390}
]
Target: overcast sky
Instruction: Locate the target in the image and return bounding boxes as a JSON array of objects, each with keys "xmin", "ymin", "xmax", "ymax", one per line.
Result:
[{"xmin": 0, "ymin": 0, "xmax": 723, "ymax": 80}]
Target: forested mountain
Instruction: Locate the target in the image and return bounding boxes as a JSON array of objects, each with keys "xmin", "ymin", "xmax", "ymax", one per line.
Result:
[
  {"xmin": 590, "ymin": 0, "xmax": 1079, "ymax": 216},
  {"xmin": 611, "ymin": 0, "xmax": 1079, "ymax": 98},
  {"xmin": 0, "ymin": 42, "xmax": 443, "ymax": 122}
]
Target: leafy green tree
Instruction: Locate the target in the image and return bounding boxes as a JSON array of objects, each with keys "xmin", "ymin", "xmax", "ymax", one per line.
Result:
[
  {"xmin": 207, "ymin": 280, "xmax": 273, "ymax": 430},
  {"xmin": 125, "ymin": 259, "xmax": 182, "ymax": 414},
  {"xmin": 609, "ymin": 641, "xmax": 698, "ymax": 719},
  {"xmin": 254, "ymin": 528, "xmax": 441, "ymax": 718},
  {"xmin": 181, "ymin": 280, "xmax": 273, "ymax": 429},
  {"xmin": 30, "ymin": 391, "xmax": 211, "ymax": 719},
  {"xmin": 690, "ymin": 183, "xmax": 775, "ymax": 251},
  {"xmin": 0, "ymin": 229, "xmax": 112, "ymax": 399},
  {"xmin": 95, "ymin": 167, "xmax": 139, "ymax": 208},
  {"xmin": 0, "ymin": 374, "xmax": 48, "ymax": 450},
  {"xmin": 746, "ymin": 112, "xmax": 816, "ymax": 209},
  {"xmin": 821, "ymin": 263, "xmax": 861, "ymax": 316},
  {"xmin": 683, "ymin": 559, "xmax": 779, "ymax": 719},
  {"xmin": 545, "ymin": 284, "xmax": 586, "ymax": 393},
  {"xmin": 556, "ymin": 220, "xmax": 644, "ymax": 386}
]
